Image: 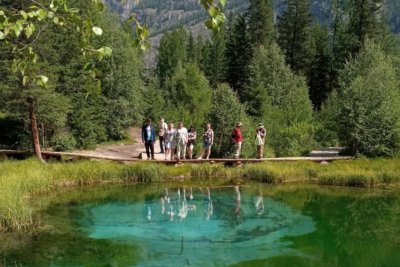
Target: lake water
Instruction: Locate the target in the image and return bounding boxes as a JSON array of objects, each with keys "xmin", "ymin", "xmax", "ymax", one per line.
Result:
[{"xmin": 1, "ymin": 184, "xmax": 400, "ymax": 267}]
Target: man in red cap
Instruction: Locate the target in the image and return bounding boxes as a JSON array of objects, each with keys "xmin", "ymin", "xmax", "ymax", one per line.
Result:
[{"xmin": 232, "ymin": 122, "xmax": 243, "ymax": 159}]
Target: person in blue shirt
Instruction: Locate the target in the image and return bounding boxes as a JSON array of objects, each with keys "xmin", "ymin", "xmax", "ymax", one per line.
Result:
[{"xmin": 141, "ymin": 118, "xmax": 156, "ymax": 160}]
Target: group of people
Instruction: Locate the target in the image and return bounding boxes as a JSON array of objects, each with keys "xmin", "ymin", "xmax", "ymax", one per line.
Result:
[{"xmin": 141, "ymin": 118, "xmax": 266, "ymax": 160}]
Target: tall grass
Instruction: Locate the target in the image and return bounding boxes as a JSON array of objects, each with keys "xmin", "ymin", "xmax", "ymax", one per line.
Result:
[{"xmin": 1, "ymin": 158, "xmax": 400, "ymax": 231}]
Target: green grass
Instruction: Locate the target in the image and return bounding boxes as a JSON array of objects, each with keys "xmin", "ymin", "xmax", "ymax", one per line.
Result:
[{"xmin": 1, "ymin": 158, "xmax": 400, "ymax": 232}]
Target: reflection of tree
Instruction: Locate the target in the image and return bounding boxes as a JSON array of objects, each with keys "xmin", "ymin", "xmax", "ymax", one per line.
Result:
[{"xmin": 331, "ymin": 196, "xmax": 400, "ymax": 267}]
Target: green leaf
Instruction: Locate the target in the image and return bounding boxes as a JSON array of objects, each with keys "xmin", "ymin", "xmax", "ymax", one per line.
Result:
[
  {"xmin": 205, "ymin": 19, "xmax": 218, "ymax": 30},
  {"xmin": 208, "ymin": 6, "xmax": 219, "ymax": 18},
  {"xmin": 22, "ymin": 76, "xmax": 29, "ymax": 86},
  {"xmin": 0, "ymin": 11, "xmax": 5, "ymax": 16},
  {"xmin": 37, "ymin": 75, "xmax": 49, "ymax": 87},
  {"xmin": 36, "ymin": 9, "xmax": 47, "ymax": 20},
  {"xmin": 13, "ymin": 25, "xmax": 22, "ymax": 37},
  {"xmin": 68, "ymin": 8, "xmax": 79, "ymax": 13},
  {"xmin": 140, "ymin": 42, "xmax": 150, "ymax": 51},
  {"xmin": 219, "ymin": 0, "xmax": 227, "ymax": 7},
  {"xmin": 20, "ymin": 11, "xmax": 28, "ymax": 20},
  {"xmin": 27, "ymin": 12, "xmax": 36, "ymax": 18},
  {"xmin": 53, "ymin": 16, "xmax": 59, "ymax": 24},
  {"xmin": 92, "ymin": 26, "xmax": 103, "ymax": 36},
  {"xmin": 39, "ymin": 75, "xmax": 48, "ymax": 84},
  {"xmin": 0, "ymin": 30, "xmax": 4, "ymax": 40},
  {"xmin": 95, "ymin": 46, "xmax": 112, "ymax": 60}
]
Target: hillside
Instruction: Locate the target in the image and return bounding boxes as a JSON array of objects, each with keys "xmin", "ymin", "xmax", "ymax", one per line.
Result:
[{"xmin": 105, "ymin": 0, "xmax": 400, "ymax": 34}]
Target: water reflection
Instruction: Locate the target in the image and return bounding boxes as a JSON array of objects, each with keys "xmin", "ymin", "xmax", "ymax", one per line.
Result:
[
  {"xmin": 2, "ymin": 185, "xmax": 400, "ymax": 267},
  {"xmin": 82, "ymin": 186, "xmax": 315, "ymax": 267}
]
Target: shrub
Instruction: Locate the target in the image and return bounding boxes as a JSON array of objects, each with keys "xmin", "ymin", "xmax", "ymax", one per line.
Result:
[{"xmin": 51, "ymin": 133, "xmax": 77, "ymax": 152}]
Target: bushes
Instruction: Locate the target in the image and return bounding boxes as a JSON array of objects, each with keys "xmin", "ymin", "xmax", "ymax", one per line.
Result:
[
  {"xmin": 326, "ymin": 42, "xmax": 400, "ymax": 157},
  {"xmin": 51, "ymin": 133, "xmax": 77, "ymax": 152}
]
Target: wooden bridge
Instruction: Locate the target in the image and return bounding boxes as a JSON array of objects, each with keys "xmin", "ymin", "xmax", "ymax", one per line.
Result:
[{"xmin": 0, "ymin": 150, "xmax": 352, "ymax": 164}]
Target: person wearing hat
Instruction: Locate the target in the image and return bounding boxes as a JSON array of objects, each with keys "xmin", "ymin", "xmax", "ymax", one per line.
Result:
[
  {"xmin": 255, "ymin": 123, "xmax": 266, "ymax": 159},
  {"xmin": 232, "ymin": 122, "xmax": 243, "ymax": 159}
]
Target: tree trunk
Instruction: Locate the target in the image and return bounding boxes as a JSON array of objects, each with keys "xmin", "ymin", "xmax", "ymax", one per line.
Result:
[{"xmin": 27, "ymin": 97, "xmax": 45, "ymax": 163}]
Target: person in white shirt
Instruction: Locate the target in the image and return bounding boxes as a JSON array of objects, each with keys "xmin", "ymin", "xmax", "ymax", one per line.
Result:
[
  {"xmin": 176, "ymin": 122, "xmax": 188, "ymax": 160},
  {"xmin": 159, "ymin": 118, "xmax": 168, "ymax": 154},
  {"xmin": 164, "ymin": 123, "xmax": 177, "ymax": 160}
]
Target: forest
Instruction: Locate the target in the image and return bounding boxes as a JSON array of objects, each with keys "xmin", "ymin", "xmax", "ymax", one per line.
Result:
[{"xmin": 1, "ymin": 0, "xmax": 400, "ymax": 159}]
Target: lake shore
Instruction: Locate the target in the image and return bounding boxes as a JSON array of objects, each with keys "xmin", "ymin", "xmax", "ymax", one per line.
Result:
[{"xmin": 1, "ymin": 158, "xmax": 400, "ymax": 232}]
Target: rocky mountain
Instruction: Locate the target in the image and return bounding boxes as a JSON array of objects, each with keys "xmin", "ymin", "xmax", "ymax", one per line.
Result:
[{"xmin": 105, "ymin": 0, "xmax": 400, "ymax": 35}]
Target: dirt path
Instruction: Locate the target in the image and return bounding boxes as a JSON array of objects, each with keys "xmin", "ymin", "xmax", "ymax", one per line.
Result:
[{"xmin": 75, "ymin": 128, "xmax": 161, "ymax": 159}]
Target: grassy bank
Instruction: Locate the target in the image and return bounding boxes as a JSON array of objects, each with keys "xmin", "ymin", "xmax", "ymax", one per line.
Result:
[{"xmin": 1, "ymin": 158, "xmax": 400, "ymax": 231}]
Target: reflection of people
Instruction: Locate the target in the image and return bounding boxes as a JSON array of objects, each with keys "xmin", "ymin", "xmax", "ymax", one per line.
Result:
[
  {"xmin": 203, "ymin": 187, "xmax": 213, "ymax": 220},
  {"xmin": 160, "ymin": 196, "xmax": 166, "ymax": 215},
  {"xmin": 147, "ymin": 206, "xmax": 152, "ymax": 222},
  {"xmin": 187, "ymin": 187, "xmax": 196, "ymax": 211},
  {"xmin": 254, "ymin": 189, "xmax": 264, "ymax": 216},
  {"xmin": 234, "ymin": 186, "xmax": 241, "ymax": 220},
  {"xmin": 178, "ymin": 188, "xmax": 188, "ymax": 221}
]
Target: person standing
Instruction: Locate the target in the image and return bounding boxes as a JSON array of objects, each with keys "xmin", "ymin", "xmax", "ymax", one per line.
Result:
[
  {"xmin": 198, "ymin": 123, "xmax": 214, "ymax": 160},
  {"xmin": 158, "ymin": 118, "xmax": 168, "ymax": 154},
  {"xmin": 164, "ymin": 123, "xmax": 177, "ymax": 160},
  {"xmin": 232, "ymin": 122, "xmax": 243, "ymax": 159},
  {"xmin": 176, "ymin": 122, "xmax": 188, "ymax": 159},
  {"xmin": 141, "ymin": 118, "xmax": 156, "ymax": 160},
  {"xmin": 256, "ymin": 123, "xmax": 266, "ymax": 159},
  {"xmin": 186, "ymin": 126, "xmax": 197, "ymax": 159}
]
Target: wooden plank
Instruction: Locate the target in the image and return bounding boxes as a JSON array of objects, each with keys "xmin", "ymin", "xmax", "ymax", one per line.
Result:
[{"xmin": 0, "ymin": 150, "xmax": 352, "ymax": 163}]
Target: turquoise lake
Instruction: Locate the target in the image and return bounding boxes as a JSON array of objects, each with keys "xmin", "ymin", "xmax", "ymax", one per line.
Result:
[{"xmin": 1, "ymin": 184, "xmax": 400, "ymax": 266}]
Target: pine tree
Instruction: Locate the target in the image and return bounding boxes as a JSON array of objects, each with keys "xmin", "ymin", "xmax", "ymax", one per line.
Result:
[
  {"xmin": 187, "ymin": 31, "xmax": 196, "ymax": 63},
  {"xmin": 348, "ymin": 0, "xmax": 385, "ymax": 55},
  {"xmin": 156, "ymin": 28, "xmax": 188, "ymax": 87},
  {"xmin": 203, "ymin": 30, "xmax": 227, "ymax": 88},
  {"xmin": 247, "ymin": 0, "xmax": 275, "ymax": 47},
  {"xmin": 225, "ymin": 15, "xmax": 252, "ymax": 101},
  {"xmin": 307, "ymin": 24, "xmax": 333, "ymax": 110},
  {"xmin": 277, "ymin": 0, "xmax": 313, "ymax": 73}
]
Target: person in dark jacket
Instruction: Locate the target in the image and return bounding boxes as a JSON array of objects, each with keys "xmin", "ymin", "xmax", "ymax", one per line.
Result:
[{"xmin": 142, "ymin": 118, "xmax": 156, "ymax": 160}]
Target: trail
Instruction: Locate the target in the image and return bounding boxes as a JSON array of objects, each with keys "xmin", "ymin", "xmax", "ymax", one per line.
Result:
[{"xmin": 75, "ymin": 127, "xmax": 163, "ymax": 159}]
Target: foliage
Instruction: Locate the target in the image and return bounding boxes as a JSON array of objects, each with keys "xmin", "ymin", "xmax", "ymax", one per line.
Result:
[
  {"xmin": 51, "ymin": 132, "xmax": 77, "ymax": 151},
  {"xmin": 247, "ymin": 0, "xmax": 274, "ymax": 47},
  {"xmin": 277, "ymin": 0, "xmax": 313, "ymax": 74},
  {"xmin": 307, "ymin": 24, "xmax": 333, "ymax": 110},
  {"xmin": 247, "ymin": 44, "xmax": 316, "ymax": 156},
  {"xmin": 330, "ymin": 41, "xmax": 400, "ymax": 157},
  {"xmin": 166, "ymin": 63, "xmax": 212, "ymax": 129},
  {"xmin": 0, "ymin": 1, "xmax": 145, "ymax": 151},
  {"xmin": 156, "ymin": 28, "xmax": 188, "ymax": 86},
  {"xmin": 208, "ymin": 84, "xmax": 253, "ymax": 158},
  {"xmin": 202, "ymin": 29, "xmax": 227, "ymax": 88},
  {"xmin": 225, "ymin": 15, "xmax": 252, "ymax": 99}
]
